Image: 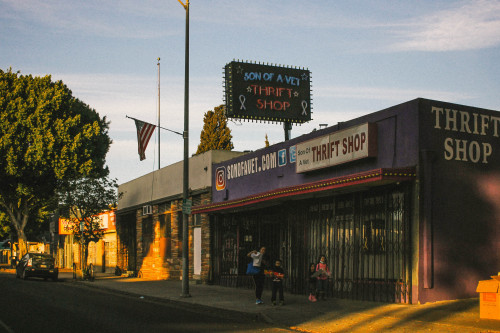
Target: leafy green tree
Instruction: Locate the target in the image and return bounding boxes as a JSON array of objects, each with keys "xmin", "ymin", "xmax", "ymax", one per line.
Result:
[
  {"xmin": 58, "ymin": 176, "xmax": 119, "ymax": 269},
  {"xmin": 0, "ymin": 69, "xmax": 111, "ymax": 256},
  {"xmin": 196, "ymin": 105, "xmax": 233, "ymax": 154},
  {"xmin": 0, "ymin": 211, "xmax": 11, "ymax": 240}
]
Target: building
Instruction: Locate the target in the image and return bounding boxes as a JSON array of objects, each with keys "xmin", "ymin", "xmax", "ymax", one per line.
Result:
[
  {"xmin": 192, "ymin": 98, "xmax": 500, "ymax": 304},
  {"xmin": 115, "ymin": 150, "xmax": 246, "ymax": 281},
  {"xmin": 58, "ymin": 210, "xmax": 117, "ymax": 273}
]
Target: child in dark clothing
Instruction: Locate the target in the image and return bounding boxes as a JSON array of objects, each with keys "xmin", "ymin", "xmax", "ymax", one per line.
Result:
[
  {"xmin": 271, "ymin": 259, "xmax": 285, "ymax": 306},
  {"xmin": 308, "ymin": 263, "xmax": 317, "ymax": 302}
]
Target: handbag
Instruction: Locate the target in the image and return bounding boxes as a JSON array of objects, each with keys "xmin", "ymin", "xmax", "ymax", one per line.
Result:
[{"xmin": 246, "ymin": 262, "xmax": 260, "ymax": 275}]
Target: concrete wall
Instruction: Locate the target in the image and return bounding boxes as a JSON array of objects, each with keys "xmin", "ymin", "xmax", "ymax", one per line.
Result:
[
  {"xmin": 417, "ymin": 98, "xmax": 500, "ymax": 303},
  {"xmin": 118, "ymin": 150, "xmax": 247, "ymax": 210}
]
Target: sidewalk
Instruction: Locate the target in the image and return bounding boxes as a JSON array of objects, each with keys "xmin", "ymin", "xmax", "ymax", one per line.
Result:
[
  {"xmin": 3, "ymin": 266, "xmax": 500, "ymax": 332},
  {"xmin": 71, "ymin": 271, "xmax": 500, "ymax": 332}
]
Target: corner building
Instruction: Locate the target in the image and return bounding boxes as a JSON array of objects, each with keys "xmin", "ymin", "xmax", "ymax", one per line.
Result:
[
  {"xmin": 193, "ymin": 98, "xmax": 500, "ymax": 304},
  {"xmin": 116, "ymin": 151, "xmax": 246, "ymax": 281}
]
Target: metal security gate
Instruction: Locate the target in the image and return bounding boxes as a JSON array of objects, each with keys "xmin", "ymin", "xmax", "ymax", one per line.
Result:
[
  {"xmin": 353, "ymin": 189, "xmax": 411, "ymax": 303},
  {"xmin": 212, "ymin": 183, "xmax": 412, "ymax": 303},
  {"xmin": 307, "ymin": 186, "xmax": 412, "ymax": 303}
]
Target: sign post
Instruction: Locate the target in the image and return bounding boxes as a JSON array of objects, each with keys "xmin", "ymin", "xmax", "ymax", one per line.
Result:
[{"xmin": 182, "ymin": 199, "xmax": 192, "ymax": 215}]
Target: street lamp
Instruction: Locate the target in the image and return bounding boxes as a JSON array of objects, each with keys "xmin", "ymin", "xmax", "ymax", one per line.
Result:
[{"xmin": 178, "ymin": 0, "xmax": 190, "ymax": 298}]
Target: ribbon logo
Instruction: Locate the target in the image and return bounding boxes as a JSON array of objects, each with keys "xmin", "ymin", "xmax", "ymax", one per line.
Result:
[
  {"xmin": 239, "ymin": 95, "xmax": 246, "ymax": 110},
  {"xmin": 301, "ymin": 100, "xmax": 308, "ymax": 115}
]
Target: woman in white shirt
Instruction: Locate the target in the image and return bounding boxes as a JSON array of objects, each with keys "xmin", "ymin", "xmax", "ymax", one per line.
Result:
[{"xmin": 248, "ymin": 247, "xmax": 266, "ymax": 304}]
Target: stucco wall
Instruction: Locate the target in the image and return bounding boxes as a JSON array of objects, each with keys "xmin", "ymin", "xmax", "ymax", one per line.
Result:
[{"xmin": 118, "ymin": 150, "xmax": 247, "ymax": 210}]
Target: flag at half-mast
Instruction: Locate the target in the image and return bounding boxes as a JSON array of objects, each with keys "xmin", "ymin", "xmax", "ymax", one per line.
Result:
[{"xmin": 134, "ymin": 119, "xmax": 156, "ymax": 161}]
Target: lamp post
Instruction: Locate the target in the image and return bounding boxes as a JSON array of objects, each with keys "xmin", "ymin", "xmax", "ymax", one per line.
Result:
[{"xmin": 178, "ymin": 0, "xmax": 190, "ymax": 298}]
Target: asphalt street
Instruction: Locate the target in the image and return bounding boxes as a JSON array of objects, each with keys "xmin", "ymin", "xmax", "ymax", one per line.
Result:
[{"xmin": 0, "ymin": 273, "xmax": 288, "ymax": 333}]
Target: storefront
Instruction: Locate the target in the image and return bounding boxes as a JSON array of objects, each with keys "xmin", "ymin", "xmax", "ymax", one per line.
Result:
[{"xmin": 193, "ymin": 98, "xmax": 500, "ymax": 304}]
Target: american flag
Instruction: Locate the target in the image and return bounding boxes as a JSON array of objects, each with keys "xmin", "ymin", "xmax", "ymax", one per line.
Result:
[{"xmin": 134, "ymin": 119, "xmax": 156, "ymax": 160}]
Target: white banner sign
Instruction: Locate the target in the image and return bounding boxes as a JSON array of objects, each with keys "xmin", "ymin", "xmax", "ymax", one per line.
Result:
[{"xmin": 296, "ymin": 123, "xmax": 377, "ymax": 173}]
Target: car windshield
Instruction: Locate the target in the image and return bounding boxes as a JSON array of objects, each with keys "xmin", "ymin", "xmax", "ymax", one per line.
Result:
[{"xmin": 31, "ymin": 254, "xmax": 53, "ymax": 260}]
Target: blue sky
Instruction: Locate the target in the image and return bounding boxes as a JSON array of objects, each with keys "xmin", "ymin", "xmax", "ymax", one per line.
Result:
[{"xmin": 2, "ymin": 0, "xmax": 500, "ymax": 184}]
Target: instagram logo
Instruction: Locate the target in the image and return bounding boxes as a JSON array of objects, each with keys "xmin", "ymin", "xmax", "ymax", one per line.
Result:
[{"xmin": 215, "ymin": 167, "xmax": 226, "ymax": 191}]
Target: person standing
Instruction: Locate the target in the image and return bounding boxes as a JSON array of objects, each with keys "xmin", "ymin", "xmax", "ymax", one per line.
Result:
[
  {"xmin": 270, "ymin": 259, "xmax": 285, "ymax": 306},
  {"xmin": 248, "ymin": 247, "xmax": 266, "ymax": 305},
  {"xmin": 315, "ymin": 255, "xmax": 330, "ymax": 300}
]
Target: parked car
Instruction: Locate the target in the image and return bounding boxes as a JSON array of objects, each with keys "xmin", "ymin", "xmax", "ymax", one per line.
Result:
[
  {"xmin": 16, "ymin": 252, "xmax": 58, "ymax": 281},
  {"xmin": 0, "ymin": 239, "xmax": 11, "ymax": 250}
]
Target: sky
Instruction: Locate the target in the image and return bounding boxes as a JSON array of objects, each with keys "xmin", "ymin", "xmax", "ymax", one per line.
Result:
[{"xmin": 1, "ymin": 0, "xmax": 500, "ymax": 185}]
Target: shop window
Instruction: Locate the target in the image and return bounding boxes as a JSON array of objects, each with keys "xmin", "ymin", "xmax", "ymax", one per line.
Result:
[
  {"xmin": 142, "ymin": 216, "xmax": 153, "ymax": 256},
  {"xmin": 158, "ymin": 202, "xmax": 171, "ymax": 214},
  {"xmin": 159, "ymin": 213, "xmax": 171, "ymax": 258},
  {"xmin": 222, "ymin": 231, "xmax": 238, "ymax": 275},
  {"xmin": 117, "ymin": 212, "xmax": 137, "ymax": 272},
  {"xmin": 362, "ymin": 219, "xmax": 385, "ymax": 254}
]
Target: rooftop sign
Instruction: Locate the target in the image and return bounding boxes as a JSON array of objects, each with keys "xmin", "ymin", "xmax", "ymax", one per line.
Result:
[
  {"xmin": 296, "ymin": 123, "xmax": 377, "ymax": 173},
  {"xmin": 224, "ymin": 61, "xmax": 312, "ymax": 124}
]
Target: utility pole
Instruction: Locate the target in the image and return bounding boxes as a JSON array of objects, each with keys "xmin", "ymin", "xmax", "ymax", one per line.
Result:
[{"xmin": 178, "ymin": 0, "xmax": 190, "ymax": 298}]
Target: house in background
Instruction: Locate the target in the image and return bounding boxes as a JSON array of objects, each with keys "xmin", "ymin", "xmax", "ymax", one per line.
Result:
[{"xmin": 57, "ymin": 210, "xmax": 117, "ymax": 273}]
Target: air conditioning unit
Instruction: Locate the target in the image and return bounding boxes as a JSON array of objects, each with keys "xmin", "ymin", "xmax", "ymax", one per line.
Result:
[{"xmin": 142, "ymin": 205, "xmax": 152, "ymax": 216}]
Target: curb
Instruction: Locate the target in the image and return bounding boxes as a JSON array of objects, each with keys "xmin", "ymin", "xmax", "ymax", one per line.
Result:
[
  {"xmin": 70, "ymin": 279, "xmax": 275, "ymax": 326},
  {"xmin": 258, "ymin": 311, "xmax": 274, "ymax": 324}
]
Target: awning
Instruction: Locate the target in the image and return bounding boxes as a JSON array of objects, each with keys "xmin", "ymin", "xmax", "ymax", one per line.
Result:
[{"xmin": 192, "ymin": 167, "xmax": 416, "ymax": 214}]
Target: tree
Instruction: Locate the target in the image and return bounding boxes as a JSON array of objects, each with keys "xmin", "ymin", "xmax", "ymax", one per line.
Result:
[
  {"xmin": 0, "ymin": 212, "xmax": 11, "ymax": 240},
  {"xmin": 0, "ymin": 69, "xmax": 111, "ymax": 256},
  {"xmin": 196, "ymin": 104, "xmax": 233, "ymax": 154},
  {"xmin": 58, "ymin": 176, "xmax": 119, "ymax": 269}
]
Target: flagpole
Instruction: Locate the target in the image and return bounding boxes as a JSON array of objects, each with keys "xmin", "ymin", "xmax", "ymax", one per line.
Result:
[{"xmin": 157, "ymin": 57, "xmax": 161, "ymax": 170}]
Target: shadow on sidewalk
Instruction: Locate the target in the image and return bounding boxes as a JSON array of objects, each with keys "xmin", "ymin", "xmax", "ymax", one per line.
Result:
[{"xmin": 74, "ymin": 274, "xmax": 500, "ymax": 332}]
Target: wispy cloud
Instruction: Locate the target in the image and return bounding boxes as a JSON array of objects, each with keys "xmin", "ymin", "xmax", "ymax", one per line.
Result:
[
  {"xmin": 1, "ymin": 0, "xmax": 182, "ymax": 38},
  {"xmin": 48, "ymin": 72, "xmax": 223, "ymax": 135},
  {"xmin": 316, "ymin": 85, "xmax": 472, "ymax": 102},
  {"xmin": 191, "ymin": 0, "xmax": 500, "ymax": 52},
  {"xmin": 390, "ymin": 0, "xmax": 500, "ymax": 51}
]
